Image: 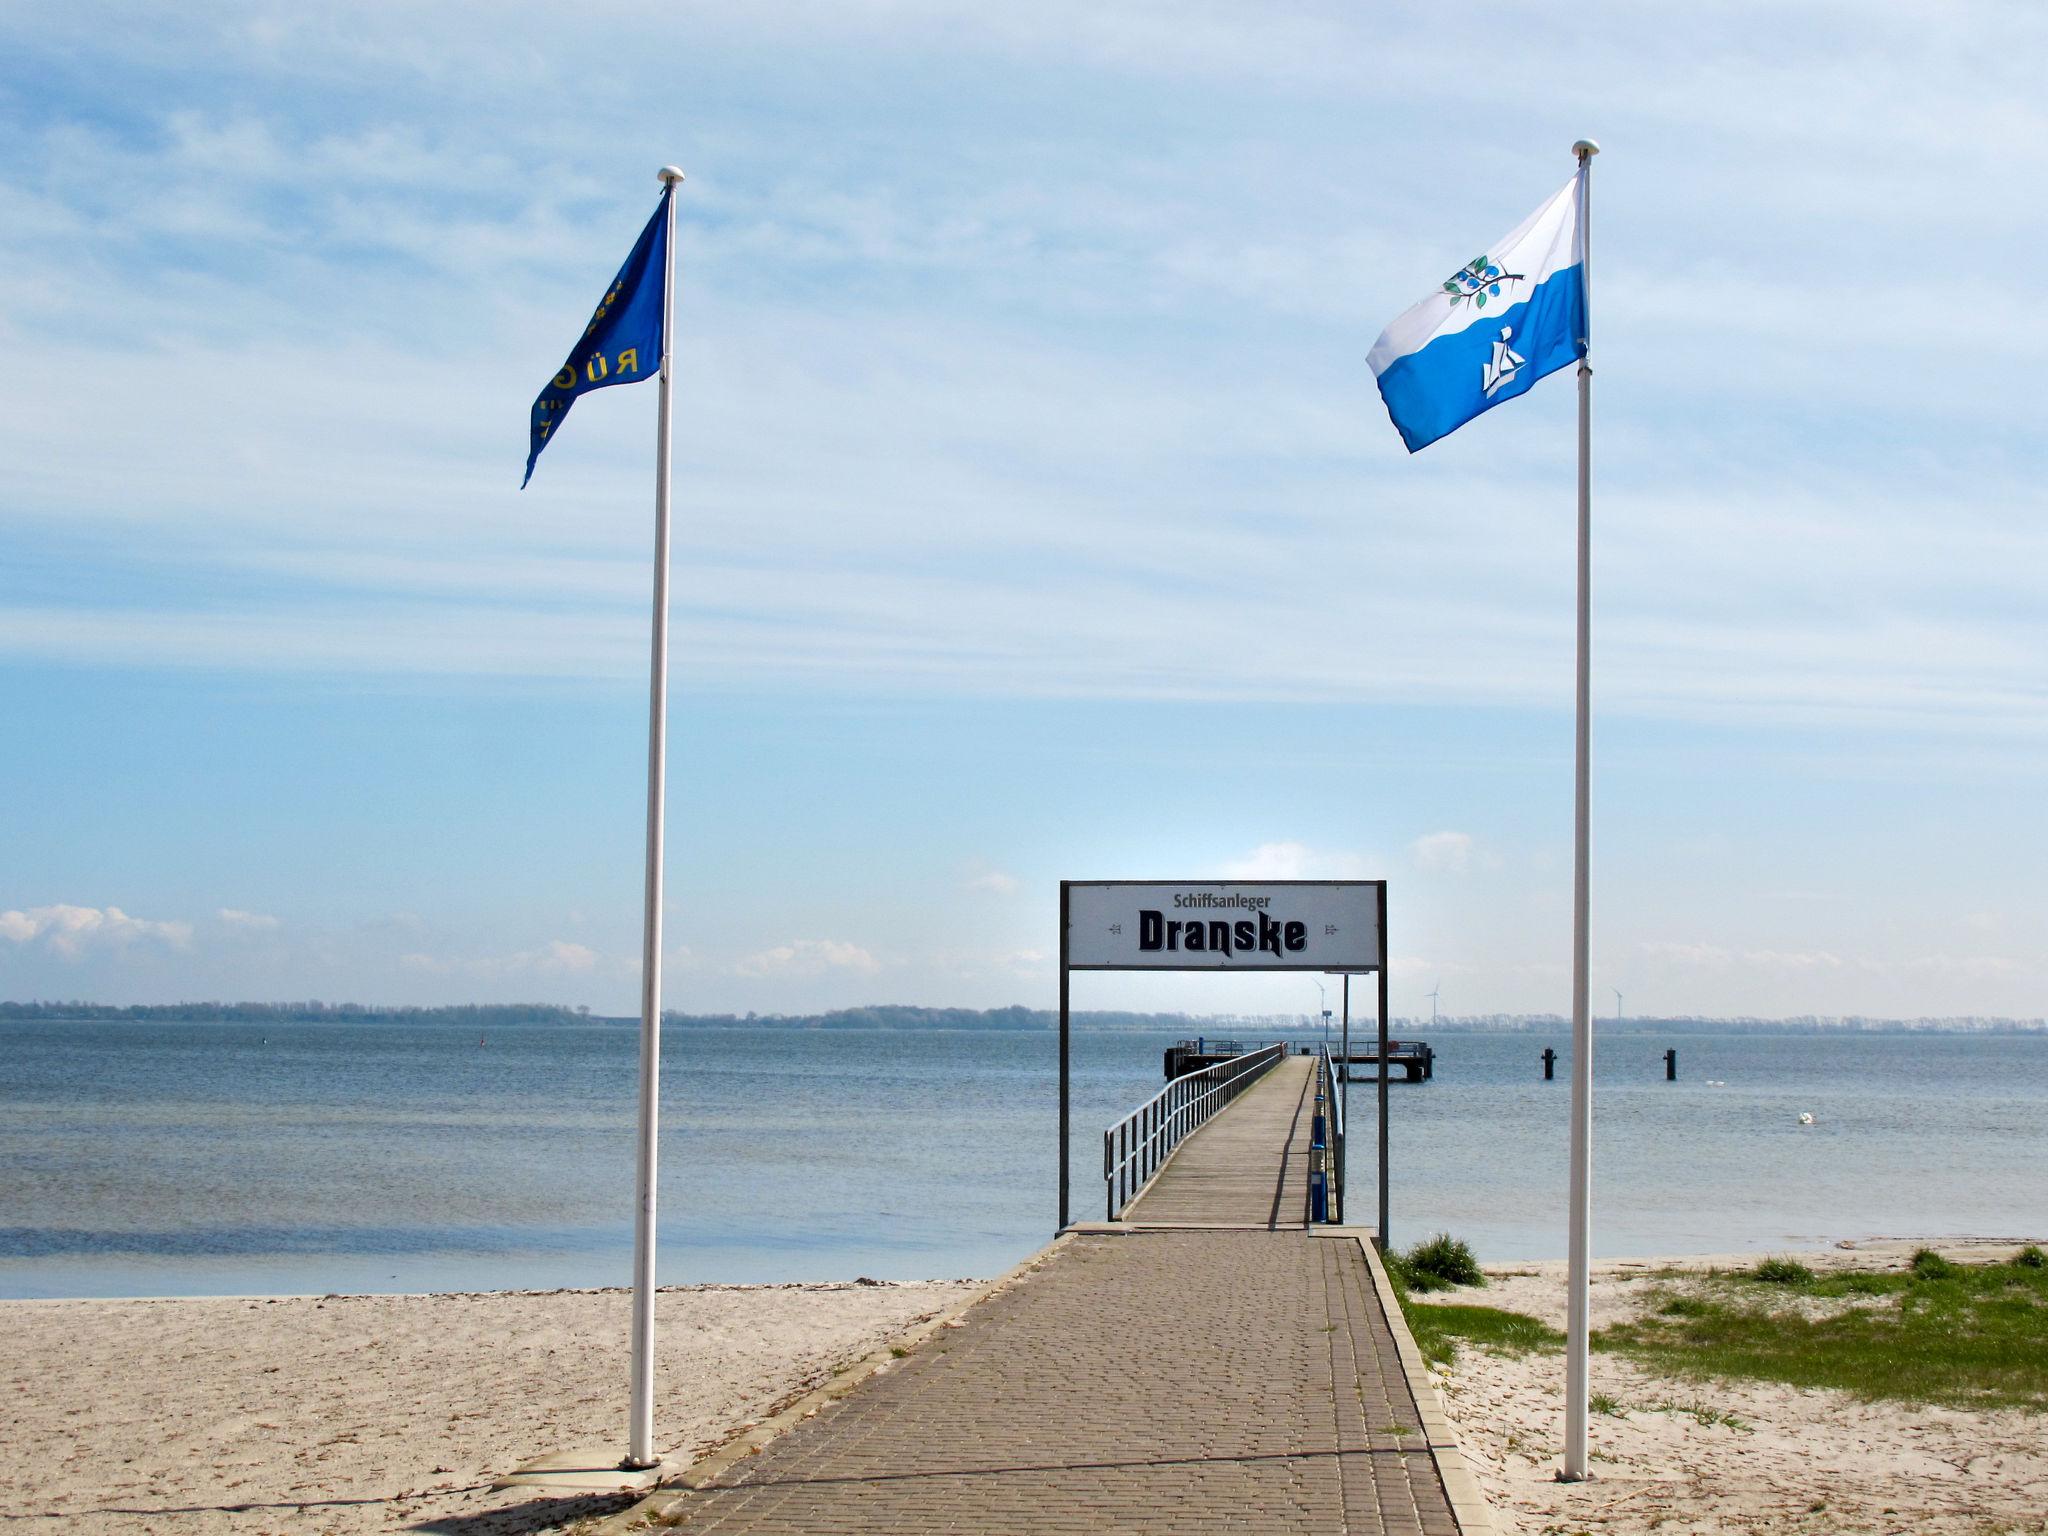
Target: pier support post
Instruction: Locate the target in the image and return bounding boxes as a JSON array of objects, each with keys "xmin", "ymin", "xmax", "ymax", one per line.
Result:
[
  {"xmin": 1377, "ymin": 885, "xmax": 1390, "ymax": 1252},
  {"xmin": 1339, "ymin": 974, "xmax": 1349, "ymax": 1225},
  {"xmin": 1664, "ymin": 1047, "xmax": 1677, "ymax": 1081},
  {"xmin": 1058, "ymin": 881, "xmax": 1070, "ymax": 1232}
]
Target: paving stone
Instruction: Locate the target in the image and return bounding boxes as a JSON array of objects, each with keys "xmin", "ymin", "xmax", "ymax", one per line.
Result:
[{"xmin": 652, "ymin": 1227, "xmax": 1459, "ymax": 1534}]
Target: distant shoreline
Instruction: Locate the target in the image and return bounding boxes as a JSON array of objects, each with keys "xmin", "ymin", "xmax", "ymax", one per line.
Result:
[{"xmin": 3, "ymin": 1002, "xmax": 2043, "ymax": 1034}]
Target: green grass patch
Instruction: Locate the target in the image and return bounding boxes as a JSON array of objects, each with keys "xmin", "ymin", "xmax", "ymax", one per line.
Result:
[
  {"xmin": 1404, "ymin": 1302, "xmax": 1564, "ymax": 1364},
  {"xmin": 1597, "ymin": 1256, "xmax": 2048, "ymax": 1411},
  {"xmin": 1378, "ymin": 1231, "xmax": 1553, "ymax": 1365}
]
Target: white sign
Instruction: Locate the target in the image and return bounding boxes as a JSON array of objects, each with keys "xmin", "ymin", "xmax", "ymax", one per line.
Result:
[{"xmin": 1064, "ymin": 881, "xmax": 1382, "ymax": 972}]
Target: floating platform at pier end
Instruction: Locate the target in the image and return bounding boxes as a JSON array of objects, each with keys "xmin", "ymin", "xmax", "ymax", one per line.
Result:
[
  {"xmin": 1165, "ymin": 1036, "xmax": 1436, "ymax": 1082},
  {"xmin": 615, "ymin": 1054, "xmax": 1493, "ymax": 1536}
]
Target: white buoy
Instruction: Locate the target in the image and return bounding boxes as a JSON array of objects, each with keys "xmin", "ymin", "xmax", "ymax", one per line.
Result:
[{"xmin": 1798, "ymin": 1112, "xmax": 1815, "ymax": 1125}]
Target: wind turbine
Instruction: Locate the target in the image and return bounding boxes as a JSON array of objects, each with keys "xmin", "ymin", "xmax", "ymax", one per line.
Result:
[
  {"xmin": 1614, "ymin": 987, "xmax": 1624, "ymax": 1023},
  {"xmin": 1427, "ymin": 982, "xmax": 1440, "ymax": 1026}
]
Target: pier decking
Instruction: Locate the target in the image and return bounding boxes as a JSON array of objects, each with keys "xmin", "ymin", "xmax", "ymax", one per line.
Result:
[
  {"xmin": 623, "ymin": 1053, "xmax": 1483, "ymax": 1535},
  {"xmin": 1120, "ymin": 1052, "xmax": 1317, "ymax": 1226}
]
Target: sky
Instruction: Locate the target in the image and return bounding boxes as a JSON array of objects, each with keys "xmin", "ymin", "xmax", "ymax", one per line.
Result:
[{"xmin": 2, "ymin": 1, "xmax": 2043, "ymax": 1019}]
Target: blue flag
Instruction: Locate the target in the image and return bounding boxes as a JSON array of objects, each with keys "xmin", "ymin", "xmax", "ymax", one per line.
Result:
[
  {"xmin": 523, "ymin": 187, "xmax": 671, "ymax": 487},
  {"xmin": 1368, "ymin": 173, "xmax": 1585, "ymax": 452}
]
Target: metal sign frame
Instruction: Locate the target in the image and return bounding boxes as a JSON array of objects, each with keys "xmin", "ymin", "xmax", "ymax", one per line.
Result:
[{"xmin": 1057, "ymin": 879, "xmax": 1390, "ymax": 1244}]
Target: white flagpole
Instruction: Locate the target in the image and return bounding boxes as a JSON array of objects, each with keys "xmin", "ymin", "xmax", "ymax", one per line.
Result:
[
  {"xmin": 1562, "ymin": 136, "xmax": 1598, "ymax": 1484},
  {"xmin": 626, "ymin": 163, "xmax": 685, "ymax": 1473}
]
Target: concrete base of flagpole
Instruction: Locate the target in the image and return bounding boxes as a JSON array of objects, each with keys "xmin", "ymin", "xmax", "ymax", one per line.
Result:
[{"xmin": 493, "ymin": 1445, "xmax": 671, "ymax": 1492}]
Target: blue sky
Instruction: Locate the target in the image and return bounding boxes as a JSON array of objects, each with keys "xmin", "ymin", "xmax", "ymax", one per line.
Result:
[{"xmin": 2, "ymin": 2, "xmax": 2042, "ymax": 1018}]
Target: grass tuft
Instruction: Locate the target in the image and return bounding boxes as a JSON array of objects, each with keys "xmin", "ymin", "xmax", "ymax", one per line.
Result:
[
  {"xmin": 1589, "ymin": 1391, "xmax": 1627, "ymax": 1416},
  {"xmin": 1749, "ymin": 1256, "xmax": 1815, "ymax": 1285},
  {"xmin": 2014, "ymin": 1245, "xmax": 2045, "ymax": 1270},
  {"xmin": 1911, "ymin": 1248, "xmax": 1957, "ymax": 1280},
  {"xmin": 1658, "ymin": 1398, "xmax": 1751, "ymax": 1431},
  {"xmin": 1400, "ymin": 1233, "xmax": 1486, "ymax": 1290}
]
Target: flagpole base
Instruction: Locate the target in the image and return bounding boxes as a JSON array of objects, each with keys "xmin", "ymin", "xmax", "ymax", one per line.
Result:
[{"xmin": 494, "ymin": 1445, "xmax": 669, "ymax": 1492}]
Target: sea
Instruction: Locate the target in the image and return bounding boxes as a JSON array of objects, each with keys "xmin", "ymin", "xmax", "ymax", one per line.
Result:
[{"xmin": 2, "ymin": 1020, "xmax": 2044, "ymax": 1299}]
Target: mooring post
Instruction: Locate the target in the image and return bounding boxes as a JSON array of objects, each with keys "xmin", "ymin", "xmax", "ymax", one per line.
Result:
[
  {"xmin": 1542, "ymin": 1047, "xmax": 1556, "ymax": 1081},
  {"xmin": 1664, "ymin": 1047, "xmax": 1677, "ymax": 1081}
]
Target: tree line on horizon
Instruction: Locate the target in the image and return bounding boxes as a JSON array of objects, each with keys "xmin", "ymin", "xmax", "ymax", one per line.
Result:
[
  {"xmin": 0, "ymin": 1000, "xmax": 592, "ymax": 1025},
  {"xmin": 1, "ymin": 1000, "xmax": 2038, "ymax": 1032}
]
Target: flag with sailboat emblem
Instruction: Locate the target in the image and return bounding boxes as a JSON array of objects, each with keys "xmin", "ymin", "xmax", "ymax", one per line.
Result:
[{"xmin": 1369, "ymin": 173, "xmax": 1586, "ymax": 452}]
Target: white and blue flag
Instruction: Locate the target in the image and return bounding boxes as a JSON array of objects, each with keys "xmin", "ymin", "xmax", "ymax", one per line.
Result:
[{"xmin": 1369, "ymin": 173, "xmax": 1586, "ymax": 452}]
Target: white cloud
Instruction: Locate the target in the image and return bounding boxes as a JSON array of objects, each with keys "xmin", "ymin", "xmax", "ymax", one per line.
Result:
[
  {"xmin": 1218, "ymin": 842, "xmax": 1373, "ymax": 880},
  {"xmin": 536, "ymin": 940, "xmax": 598, "ymax": 973},
  {"xmin": 0, "ymin": 11, "xmax": 2040, "ymax": 749},
  {"xmin": 921, "ymin": 944, "xmax": 1051, "ymax": 981},
  {"xmin": 0, "ymin": 903, "xmax": 193, "ymax": 956},
  {"xmin": 964, "ymin": 868, "xmax": 1020, "ymax": 896},
  {"xmin": 1409, "ymin": 832, "xmax": 1474, "ymax": 873},
  {"xmin": 217, "ymin": 907, "xmax": 281, "ymax": 931},
  {"xmin": 400, "ymin": 939, "xmax": 599, "ymax": 977},
  {"xmin": 734, "ymin": 939, "xmax": 881, "ymax": 978},
  {"xmin": 1641, "ymin": 941, "xmax": 1734, "ymax": 970},
  {"xmin": 1641, "ymin": 941, "xmax": 1844, "ymax": 974}
]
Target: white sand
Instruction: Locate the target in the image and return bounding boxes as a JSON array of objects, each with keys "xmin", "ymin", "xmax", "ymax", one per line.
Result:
[
  {"xmin": 1434, "ymin": 1239, "xmax": 2048, "ymax": 1535},
  {"xmin": 0, "ymin": 1278, "xmax": 979, "ymax": 1535},
  {"xmin": 11, "ymin": 1241, "xmax": 2044, "ymax": 1535}
]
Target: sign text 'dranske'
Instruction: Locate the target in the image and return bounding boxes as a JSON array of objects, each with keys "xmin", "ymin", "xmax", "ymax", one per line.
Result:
[{"xmin": 1064, "ymin": 882, "xmax": 1381, "ymax": 972}]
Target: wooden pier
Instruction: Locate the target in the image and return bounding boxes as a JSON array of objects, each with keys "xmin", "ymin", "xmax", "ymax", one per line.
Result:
[
  {"xmin": 619, "ymin": 1051, "xmax": 1492, "ymax": 1536},
  {"xmin": 1164, "ymin": 1036, "xmax": 1436, "ymax": 1082}
]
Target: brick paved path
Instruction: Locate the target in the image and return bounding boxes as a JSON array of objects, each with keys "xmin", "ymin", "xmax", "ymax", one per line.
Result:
[
  {"xmin": 1122, "ymin": 1055, "xmax": 1316, "ymax": 1228},
  {"xmin": 643, "ymin": 1228, "xmax": 1458, "ymax": 1534}
]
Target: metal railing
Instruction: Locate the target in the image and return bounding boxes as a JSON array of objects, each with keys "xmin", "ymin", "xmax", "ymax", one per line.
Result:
[
  {"xmin": 1103, "ymin": 1042, "xmax": 1286, "ymax": 1219},
  {"xmin": 1310, "ymin": 1044, "xmax": 1345, "ymax": 1224}
]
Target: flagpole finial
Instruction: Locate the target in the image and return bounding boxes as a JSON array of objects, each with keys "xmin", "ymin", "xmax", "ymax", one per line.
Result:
[
  {"xmin": 1572, "ymin": 139, "xmax": 1600, "ymax": 160},
  {"xmin": 657, "ymin": 165, "xmax": 686, "ymax": 186}
]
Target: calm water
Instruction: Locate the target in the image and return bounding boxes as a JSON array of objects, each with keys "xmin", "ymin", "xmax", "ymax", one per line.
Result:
[{"xmin": 2, "ymin": 1022, "xmax": 2043, "ymax": 1297}]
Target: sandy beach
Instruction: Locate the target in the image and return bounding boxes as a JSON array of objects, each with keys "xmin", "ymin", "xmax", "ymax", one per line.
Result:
[
  {"xmin": 1434, "ymin": 1239, "xmax": 2048, "ymax": 1535},
  {"xmin": 8, "ymin": 1240, "xmax": 2045, "ymax": 1536},
  {"xmin": 0, "ymin": 1278, "xmax": 979, "ymax": 1535}
]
